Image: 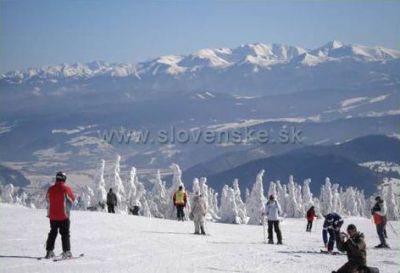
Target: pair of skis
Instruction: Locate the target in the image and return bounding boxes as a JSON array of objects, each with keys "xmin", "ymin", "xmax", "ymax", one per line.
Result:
[{"xmin": 37, "ymin": 253, "xmax": 84, "ymax": 262}]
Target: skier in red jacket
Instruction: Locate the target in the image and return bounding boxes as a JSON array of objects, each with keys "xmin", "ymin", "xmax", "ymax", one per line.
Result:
[
  {"xmin": 45, "ymin": 172, "xmax": 75, "ymax": 259},
  {"xmin": 306, "ymin": 206, "xmax": 316, "ymax": 232}
]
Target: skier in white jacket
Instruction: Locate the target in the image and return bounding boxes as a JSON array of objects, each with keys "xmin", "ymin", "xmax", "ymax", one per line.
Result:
[
  {"xmin": 190, "ymin": 192, "xmax": 207, "ymax": 235},
  {"xmin": 263, "ymin": 194, "xmax": 283, "ymax": 244}
]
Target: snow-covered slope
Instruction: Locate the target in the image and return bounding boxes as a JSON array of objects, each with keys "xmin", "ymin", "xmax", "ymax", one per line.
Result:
[{"xmin": 1, "ymin": 204, "xmax": 398, "ymax": 273}]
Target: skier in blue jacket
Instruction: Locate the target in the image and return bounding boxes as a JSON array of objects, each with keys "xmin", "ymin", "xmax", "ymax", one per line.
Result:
[{"xmin": 323, "ymin": 212, "xmax": 344, "ymax": 253}]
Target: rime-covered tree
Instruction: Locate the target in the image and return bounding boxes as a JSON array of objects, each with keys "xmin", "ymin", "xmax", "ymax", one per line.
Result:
[
  {"xmin": 276, "ymin": 180, "xmax": 287, "ymax": 214},
  {"xmin": 219, "ymin": 185, "xmax": 240, "ymax": 223},
  {"xmin": 342, "ymin": 187, "xmax": 359, "ymax": 216},
  {"xmin": 302, "ymin": 179, "xmax": 314, "ymax": 211},
  {"xmin": 232, "ymin": 179, "xmax": 248, "ymax": 224},
  {"xmin": 95, "ymin": 159, "xmax": 107, "ymax": 209},
  {"xmin": 1, "ymin": 184, "xmax": 14, "ymax": 203},
  {"xmin": 246, "ymin": 170, "xmax": 266, "ymax": 225},
  {"xmin": 332, "ymin": 184, "xmax": 342, "ymax": 214},
  {"xmin": 127, "ymin": 167, "xmax": 138, "ymax": 209},
  {"xmin": 149, "ymin": 170, "xmax": 168, "ymax": 218},
  {"xmin": 79, "ymin": 185, "xmax": 95, "ymax": 210},
  {"xmin": 245, "ymin": 188, "xmax": 250, "ymax": 203},
  {"xmin": 384, "ymin": 181, "xmax": 399, "ymax": 220},
  {"xmin": 112, "ymin": 155, "xmax": 126, "ymax": 212},
  {"xmin": 268, "ymin": 181, "xmax": 277, "ymax": 198},
  {"xmin": 166, "ymin": 163, "xmax": 188, "ymax": 219},
  {"xmin": 207, "ymin": 187, "xmax": 220, "ymax": 220},
  {"xmin": 192, "ymin": 178, "xmax": 200, "ymax": 194},
  {"xmin": 286, "ymin": 175, "xmax": 302, "ymax": 217},
  {"xmin": 320, "ymin": 177, "xmax": 333, "ymax": 215}
]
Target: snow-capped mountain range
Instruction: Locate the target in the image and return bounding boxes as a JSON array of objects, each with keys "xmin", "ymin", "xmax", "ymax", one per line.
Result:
[
  {"xmin": 2, "ymin": 40, "xmax": 399, "ymax": 86},
  {"xmin": 1, "ymin": 40, "xmax": 399, "ymax": 193}
]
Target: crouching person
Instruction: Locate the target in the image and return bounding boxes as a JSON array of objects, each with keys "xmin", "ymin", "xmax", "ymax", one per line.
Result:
[
  {"xmin": 333, "ymin": 224, "xmax": 379, "ymax": 273},
  {"xmin": 191, "ymin": 192, "xmax": 207, "ymax": 235}
]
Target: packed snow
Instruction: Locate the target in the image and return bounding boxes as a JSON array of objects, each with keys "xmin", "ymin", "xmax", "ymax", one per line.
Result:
[{"xmin": 0, "ymin": 204, "xmax": 399, "ymax": 273}]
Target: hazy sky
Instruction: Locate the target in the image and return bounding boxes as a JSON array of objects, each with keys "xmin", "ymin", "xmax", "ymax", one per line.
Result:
[{"xmin": 1, "ymin": 0, "xmax": 399, "ymax": 73}]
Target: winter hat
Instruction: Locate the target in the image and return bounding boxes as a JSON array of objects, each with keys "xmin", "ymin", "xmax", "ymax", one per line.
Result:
[
  {"xmin": 56, "ymin": 171, "xmax": 67, "ymax": 182},
  {"xmin": 347, "ymin": 224, "xmax": 357, "ymax": 231},
  {"xmin": 269, "ymin": 194, "xmax": 275, "ymax": 200}
]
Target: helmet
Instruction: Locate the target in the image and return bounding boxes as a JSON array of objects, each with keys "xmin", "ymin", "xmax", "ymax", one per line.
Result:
[{"xmin": 56, "ymin": 171, "xmax": 67, "ymax": 182}]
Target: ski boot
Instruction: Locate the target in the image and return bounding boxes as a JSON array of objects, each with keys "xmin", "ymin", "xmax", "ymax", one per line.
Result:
[
  {"xmin": 277, "ymin": 241, "xmax": 283, "ymax": 245},
  {"xmin": 61, "ymin": 251, "xmax": 73, "ymax": 259},
  {"xmin": 45, "ymin": 250, "xmax": 55, "ymax": 259},
  {"xmin": 268, "ymin": 240, "xmax": 274, "ymax": 244}
]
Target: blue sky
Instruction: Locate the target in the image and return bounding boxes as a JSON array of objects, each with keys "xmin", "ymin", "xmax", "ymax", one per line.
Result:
[{"xmin": 1, "ymin": 0, "xmax": 399, "ymax": 73}]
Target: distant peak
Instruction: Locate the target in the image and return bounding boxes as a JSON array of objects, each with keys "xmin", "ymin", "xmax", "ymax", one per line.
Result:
[{"xmin": 324, "ymin": 40, "xmax": 344, "ymax": 49}]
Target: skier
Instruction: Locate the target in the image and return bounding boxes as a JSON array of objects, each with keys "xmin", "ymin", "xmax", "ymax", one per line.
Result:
[
  {"xmin": 371, "ymin": 196, "xmax": 389, "ymax": 248},
  {"xmin": 45, "ymin": 172, "xmax": 75, "ymax": 259},
  {"xmin": 263, "ymin": 194, "xmax": 283, "ymax": 244},
  {"xmin": 332, "ymin": 224, "xmax": 368, "ymax": 273},
  {"xmin": 173, "ymin": 185, "xmax": 187, "ymax": 221},
  {"xmin": 106, "ymin": 188, "xmax": 117, "ymax": 213},
  {"xmin": 190, "ymin": 192, "xmax": 207, "ymax": 235},
  {"xmin": 322, "ymin": 212, "xmax": 344, "ymax": 253},
  {"xmin": 306, "ymin": 206, "xmax": 316, "ymax": 232}
]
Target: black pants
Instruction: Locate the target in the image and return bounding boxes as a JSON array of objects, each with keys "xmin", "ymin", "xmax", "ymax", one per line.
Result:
[
  {"xmin": 327, "ymin": 229, "xmax": 338, "ymax": 251},
  {"xmin": 176, "ymin": 205, "xmax": 185, "ymax": 220},
  {"xmin": 306, "ymin": 221, "xmax": 313, "ymax": 231},
  {"xmin": 46, "ymin": 219, "xmax": 71, "ymax": 252},
  {"xmin": 267, "ymin": 220, "xmax": 282, "ymax": 243},
  {"xmin": 107, "ymin": 204, "xmax": 115, "ymax": 213}
]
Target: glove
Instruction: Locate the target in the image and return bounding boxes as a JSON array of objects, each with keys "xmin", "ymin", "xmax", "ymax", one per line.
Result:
[{"xmin": 339, "ymin": 232, "xmax": 348, "ymax": 241}]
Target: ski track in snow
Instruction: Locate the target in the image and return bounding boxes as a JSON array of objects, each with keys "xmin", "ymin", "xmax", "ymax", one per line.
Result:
[{"xmin": 0, "ymin": 204, "xmax": 399, "ymax": 273}]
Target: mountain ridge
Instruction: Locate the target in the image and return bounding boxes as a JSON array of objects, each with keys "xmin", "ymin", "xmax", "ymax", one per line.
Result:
[{"xmin": 2, "ymin": 40, "xmax": 400, "ymax": 83}]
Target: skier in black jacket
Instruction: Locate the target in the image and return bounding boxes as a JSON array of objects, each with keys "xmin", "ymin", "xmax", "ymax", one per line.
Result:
[{"xmin": 323, "ymin": 213, "xmax": 344, "ymax": 253}]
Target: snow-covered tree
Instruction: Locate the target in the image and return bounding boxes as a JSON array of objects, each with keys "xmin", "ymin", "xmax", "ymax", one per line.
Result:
[
  {"xmin": 302, "ymin": 179, "xmax": 314, "ymax": 211},
  {"xmin": 232, "ymin": 179, "xmax": 248, "ymax": 224},
  {"xmin": 127, "ymin": 167, "xmax": 138, "ymax": 209},
  {"xmin": 246, "ymin": 170, "xmax": 266, "ymax": 225},
  {"xmin": 149, "ymin": 170, "xmax": 168, "ymax": 218},
  {"xmin": 276, "ymin": 180, "xmax": 287, "ymax": 214},
  {"xmin": 355, "ymin": 190, "xmax": 368, "ymax": 217},
  {"xmin": 219, "ymin": 185, "xmax": 240, "ymax": 223},
  {"xmin": 1, "ymin": 184, "xmax": 14, "ymax": 203},
  {"xmin": 384, "ymin": 182, "xmax": 399, "ymax": 220},
  {"xmin": 320, "ymin": 177, "xmax": 333, "ymax": 215},
  {"xmin": 342, "ymin": 187, "xmax": 359, "ymax": 216},
  {"xmin": 166, "ymin": 163, "xmax": 188, "ymax": 219},
  {"xmin": 192, "ymin": 178, "xmax": 200, "ymax": 194},
  {"xmin": 95, "ymin": 159, "xmax": 107, "ymax": 209},
  {"xmin": 112, "ymin": 155, "xmax": 126, "ymax": 212},
  {"xmin": 286, "ymin": 175, "xmax": 302, "ymax": 217},
  {"xmin": 79, "ymin": 185, "xmax": 95, "ymax": 210},
  {"xmin": 332, "ymin": 184, "xmax": 342, "ymax": 214},
  {"xmin": 268, "ymin": 181, "xmax": 277, "ymax": 198},
  {"xmin": 207, "ymin": 187, "xmax": 220, "ymax": 221},
  {"xmin": 245, "ymin": 188, "xmax": 250, "ymax": 203}
]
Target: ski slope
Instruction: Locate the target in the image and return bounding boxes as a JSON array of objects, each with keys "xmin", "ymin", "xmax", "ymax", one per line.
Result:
[{"xmin": 0, "ymin": 204, "xmax": 398, "ymax": 273}]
